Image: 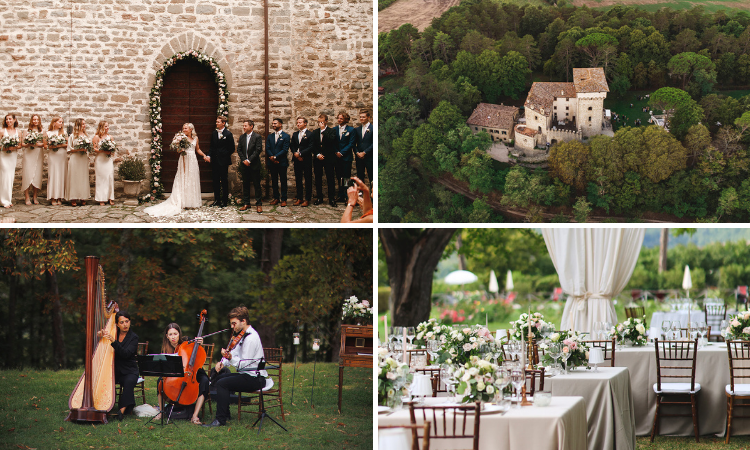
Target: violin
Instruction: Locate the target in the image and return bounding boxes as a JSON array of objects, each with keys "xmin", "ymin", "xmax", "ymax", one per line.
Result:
[
  {"xmin": 221, "ymin": 328, "xmax": 247, "ymax": 360},
  {"xmin": 161, "ymin": 310, "xmax": 208, "ymax": 406}
]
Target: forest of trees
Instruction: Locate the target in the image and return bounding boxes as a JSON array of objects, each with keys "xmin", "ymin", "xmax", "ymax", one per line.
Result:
[
  {"xmin": 0, "ymin": 229, "xmax": 372, "ymax": 370},
  {"xmin": 379, "ymin": 2, "xmax": 750, "ymax": 222}
]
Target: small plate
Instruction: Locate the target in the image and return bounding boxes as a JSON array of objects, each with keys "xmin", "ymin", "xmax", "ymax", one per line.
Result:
[
  {"xmin": 481, "ymin": 404, "xmax": 508, "ymax": 415},
  {"xmin": 378, "ymin": 406, "xmax": 391, "ymax": 414}
]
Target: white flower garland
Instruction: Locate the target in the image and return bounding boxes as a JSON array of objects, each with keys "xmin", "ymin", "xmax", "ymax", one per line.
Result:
[{"xmin": 144, "ymin": 50, "xmax": 229, "ymax": 202}]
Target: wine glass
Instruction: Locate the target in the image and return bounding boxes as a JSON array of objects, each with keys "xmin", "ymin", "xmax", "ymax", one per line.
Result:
[
  {"xmin": 697, "ymin": 322, "xmax": 708, "ymax": 347},
  {"xmin": 427, "ymin": 340, "xmax": 440, "ymax": 367},
  {"xmin": 493, "ymin": 366, "xmax": 511, "ymax": 404},
  {"xmin": 670, "ymin": 321, "xmax": 682, "ymax": 340},
  {"xmin": 688, "ymin": 321, "xmax": 698, "ymax": 341},
  {"xmin": 721, "ymin": 320, "xmax": 729, "ymax": 341},
  {"xmin": 391, "ymin": 326, "xmax": 404, "ymax": 347},
  {"xmin": 592, "ymin": 322, "xmax": 602, "ymax": 340},
  {"xmin": 405, "ymin": 327, "xmax": 416, "ymax": 350},
  {"xmin": 661, "ymin": 320, "xmax": 672, "ymax": 340},
  {"xmin": 547, "ymin": 343, "xmax": 561, "ymax": 376},
  {"xmin": 510, "ymin": 368, "xmax": 525, "ymax": 408},
  {"xmin": 604, "ymin": 322, "xmax": 613, "ymax": 339},
  {"xmin": 560, "ymin": 350, "xmax": 572, "ymax": 375},
  {"xmin": 541, "ymin": 323, "xmax": 553, "ymax": 344},
  {"xmin": 440, "ymin": 364, "xmax": 457, "ymax": 403}
]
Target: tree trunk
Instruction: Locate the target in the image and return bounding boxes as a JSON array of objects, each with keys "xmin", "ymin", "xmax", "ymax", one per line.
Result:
[
  {"xmin": 48, "ymin": 268, "xmax": 66, "ymax": 370},
  {"xmin": 116, "ymin": 229, "xmax": 133, "ymax": 308},
  {"xmin": 659, "ymin": 228, "xmax": 668, "ymax": 274},
  {"xmin": 7, "ymin": 273, "xmax": 18, "ymax": 368},
  {"xmin": 456, "ymin": 233, "xmax": 467, "ymax": 271},
  {"xmin": 258, "ymin": 230, "xmax": 283, "ymax": 348},
  {"xmin": 380, "ymin": 229, "xmax": 457, "ymax": 326}
]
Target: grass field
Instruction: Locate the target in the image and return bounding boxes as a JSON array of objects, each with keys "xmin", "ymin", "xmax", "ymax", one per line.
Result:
[
  {"xmin": 604, "ymin": 90, "xmax": 659, "ymax": 132},
  {"xmin": 0, "ymin": 363, "xmax": 372, "ymax": 450},
  {"xmin": 573, "ymin": 0, "xmax": 750, "ymax": 12}
]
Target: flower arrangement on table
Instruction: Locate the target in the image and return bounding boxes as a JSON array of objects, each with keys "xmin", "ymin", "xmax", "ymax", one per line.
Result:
[
  {"xmin": 341, "ymin": 296, "xmax": 372, "ymax": 324},
  {"xmin": 725, "ymin": 311, "xmax": 750, "ymax": 340},
  {"xmin": 509, "ymin": 312, "xmax": 548, "ymax": 341},
  {"xmin": 73, "ymin": 136, "xmax": 93, "ymax": 154},
  {"xmin": 0, "ymin": 136, "xmax": 19, "ymax": 154},
  {"xmin": 437, "ymin": 325, "xmax": 496, "ymax": 366},
  {"xmin": 98, "ymin": 137, "xmax": 117, "ymax": 158},
  {"xmin": 611, "ymin": 317, "xmax": 648, "ymax": 346},
  {"xmin": 23, "ymin": 131, "xmax": 44, "ymax": 147},
  {"xmin": 47, "ymin": 133, "xmax": 67, "ymax": 150},
  {"xmin": 414, "ymin": 318, "xmax": 449, "ymax": 348},
  {"xmin": 169, "ymin": 132, "xmax": 190, "ymax": 155},
  {"xmin": 455, "ymin": 356, "xmax": 499, "ymax": 403},
  {"xmin": 377, "ymin": 356, "xmax": 412, "ymax": 405},
  {"xmin": 539, "ymin": 330, "xmax": 590, "ymax": 369}
]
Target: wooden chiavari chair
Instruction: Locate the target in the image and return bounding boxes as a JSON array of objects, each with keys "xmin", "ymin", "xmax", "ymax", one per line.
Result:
[
  {"xmin": 379, "ymin": 422, "xmax": 431, "ymax": 450},
  {"xmin": 651, "ymin": 338, "xmax": 700, "ymax": 443},
  {"xmin": 415, "ymin": 367, "xmax": 444, "ymax": 397},
  {"xmin": 624, "ymin": 306, "xmax": 645, "ymax": 320},
  {"xmin": 704, "ymin": 304, "xmax": 726, "ymax": 342},
  {"xmin": 409, "ymin": 402, "xmax": 481, "ymax": 450},
  {"xmin": 525, "ymin": 367, "xmax": 545, "ymax": 396},
  {"xmin": 725, "ymin": 341, "xmax": 750, "ymax": 443}
]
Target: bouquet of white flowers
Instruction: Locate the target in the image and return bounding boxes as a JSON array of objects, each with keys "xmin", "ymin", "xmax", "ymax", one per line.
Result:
[
  {"xmin": 0, "ymin": 135, "xmax": 19, "ymax": 154},
  {"xmin": 170, "ymin": 132, "xmax": 190, "ymax": 154},
  {"xmin": 725, "ymin": 311, "xmax": 750, "ymax": 340},
  {"xmin": 341, "ymin": 296, "xmax": 372, "ymax": 324},
  {"xmin": 611, "ymin": 317, "xmax": 648, "ymax": 346},
  {"xmin": 73, "ymin": 136, "xmax": 93, "ymax": 154},
  {"xmin": 377, "ymin": 356, "xmax": 412, "ymax": 405},
  {"xmin": 414, "ymin": 318, "xmax": 449, "ymax": 348},
  {"xmin": 98, "ymin": 136, "xmax": 117, "ymax": 158},
  {"xmin": 509, "ymin": 312, "xmax": 548, "ymax": 341},
  {"xmin": 23, "ymin": 131, "xmax": 44, "ymax": 146},
  {"xmin": 438, "ymin": 325, "xmax": 496, "ymax": 366},
  {"xmin": 455, "ymin": 356, "xmax": 499, "ymax": 403},
  {"xmin": 47, "ymin": 133, "xmax": 67, "ymax": 151},
  {"xmin": 540, "ymin": 330, "xmax": 590, "ymax": 369}
]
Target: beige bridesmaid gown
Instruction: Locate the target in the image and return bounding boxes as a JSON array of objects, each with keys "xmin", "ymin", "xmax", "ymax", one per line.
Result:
[
  {"xmin": 46, "ymin": 130, "xmax": 68, "ymax": 199},
  {"xmin": 94, "ymin": 137, "xmax": 115, "ymax": 202},
  {"xmin": 0, "ymin": 129, "xmax": 20, "ymax": 207},
  {"xmin": 65, "ymin": 134, "xmax": 91, "ymax": 201},
  {"xmin": 21, "ymin": 132, "xmax": 44, "ymax": 192}
]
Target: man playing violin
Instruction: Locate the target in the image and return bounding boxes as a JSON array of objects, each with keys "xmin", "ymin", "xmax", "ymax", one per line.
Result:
[{"xmin": 204, "ymin": 305, "xmax": 267, "ymax": 428}]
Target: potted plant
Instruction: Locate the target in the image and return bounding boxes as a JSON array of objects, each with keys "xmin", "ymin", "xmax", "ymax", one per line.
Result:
[{"xmin": 117, "ymin": 156, "xmax": 146, "ymax": 199}]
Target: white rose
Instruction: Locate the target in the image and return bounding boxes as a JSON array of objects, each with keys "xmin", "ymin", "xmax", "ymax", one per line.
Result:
[
  {"xmin": 470, "ymin": 336, "xmax": 476, "ymax": 343},
  {"xmin": 636, "ymin": 324, "xmax": 646, "ymax": 334},
  {"xmin": 426, "ymin": 331, "xmax": 433, "ymax": 338},
  {"xmin": 486, "ymin": 385, "xmax": 495, "ymax": 394},
  {"xmin": 551, "ymin": 333, "xmax": 560, "ymax": 342},
  {"xmin": 468, "ymin": 367, "xmax": 479, "ymax": 377},
  {"xmin": 417, "ymin": 332, "xmax": 424, "ymax": 340},
  {"xmin": 476, "ymin": 381, "xmax": 485, "ymax": 391},
  {"xmin": 461, "ymin": 372, "xmax": 471, "ymax": 382}
]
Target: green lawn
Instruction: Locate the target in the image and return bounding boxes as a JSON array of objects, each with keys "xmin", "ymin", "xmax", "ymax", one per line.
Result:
[
  {"xmin": 0, "ymin": 363, "xmax": 372, "ymax": 450},
  {"xmin": 604, "ymin": 90, "xmax": 659, "ymax": 132}
]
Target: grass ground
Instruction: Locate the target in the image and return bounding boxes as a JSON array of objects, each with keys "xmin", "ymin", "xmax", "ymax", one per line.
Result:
[
  {"xmin": 0, "ymin": 363, "xmax": 372, "ymax": 450},
  {"xmin": 603, "ymin": 90, "xmax": 658, "ymax": 132}
]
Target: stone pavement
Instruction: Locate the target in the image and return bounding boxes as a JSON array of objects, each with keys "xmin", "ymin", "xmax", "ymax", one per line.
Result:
[{"xmin": 0, "ymin": 198, "xmax": 349, "ymax": 223}]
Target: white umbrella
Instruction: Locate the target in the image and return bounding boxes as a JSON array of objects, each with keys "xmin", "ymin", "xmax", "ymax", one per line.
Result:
[
  {"xmin": 488, "ymin": 270, "xmax": 499, "ymax": 294},
  {"xmin": 506, "ymin": 270, "xmax": 514, "ymax": 291},
  {"xmin": 682, "ymin": 265, "xmax": 693, "ymax": 291},
  {"xmin": 445, "ymin": 270, "xmax": 478, "ymax": 285}
]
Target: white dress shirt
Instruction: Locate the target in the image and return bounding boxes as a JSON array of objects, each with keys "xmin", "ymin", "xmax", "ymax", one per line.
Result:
[{"xmin": 219, "ymin": 325, "xmax": 268, "ymax": 377}]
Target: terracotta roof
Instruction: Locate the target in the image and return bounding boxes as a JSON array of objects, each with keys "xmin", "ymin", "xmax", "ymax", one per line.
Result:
[
  {"xmin": 466, "ymin": 103, "xmax": 519, "ymax": 130},
  {"xmin": 524, "ymin": 82, "xmax": 576, "ymax": 116},
  {"xmin": 573, "ymin": 68, "xmax": 609, "ymax": 93},
  {"xmin": 514, "ymin": 124, "xmax": 538, "ymax": 137}
]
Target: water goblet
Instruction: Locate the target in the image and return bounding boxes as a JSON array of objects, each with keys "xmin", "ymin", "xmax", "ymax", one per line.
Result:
[
  {"xmin": 661, "ymin": 320, "xmax": 671, "ymax": 340},
  {"xmin": 592, "ymin": 322, "xmax": 602, "ymax": 340},
  {"xmin": 670, "ymin": 321, "xmax": 682, "ymax": 340},
  {"xmin": 547, "ymin": 343, "xmax": 561, "ymax": 376},
  {"xmin": 560, "ymin": 350, "xmax": 572, "ymax": 375},
  {"xmin": 493, "ymin": 366, "xmax": 511, "ymax": 404},
  {"xmin": 510, "ymin": 368, "xmax": 524, "ymax": 408},
  {"xmin": 721, "ymin": 320, "xmax": 730, "ymax": 341},
  {"xmin": 427, "ymin": 340, "xmax": 440, "ymax": 367},
  {"xmin": 697, "ymin": 322, "xmax": 708, "ymax": 346},
  {"xmin": 405, "ymin": 327, "xmax": 416, "ymax": 350}
]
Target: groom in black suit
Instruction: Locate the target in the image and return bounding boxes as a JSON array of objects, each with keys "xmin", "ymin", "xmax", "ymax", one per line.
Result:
[
  {"xmin": 205, "ymin": 116, "xmax": 235, "ymax": 207},
  {"xmin": 237, "ymin": 119, "xmax": 263, "ymax": 213}
]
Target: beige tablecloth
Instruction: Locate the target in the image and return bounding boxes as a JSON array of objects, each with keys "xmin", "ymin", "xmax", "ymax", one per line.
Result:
[
  {"xmin": 616, "ymin": 343, "xmax": 744, "ymax": 437},
  {"xmin": 378, "ymin": 396, "xmax": 588, "ymax": 450},
  {"xmin": 547, "ymin": 367, "xmax": 635, "ymax": 450}
]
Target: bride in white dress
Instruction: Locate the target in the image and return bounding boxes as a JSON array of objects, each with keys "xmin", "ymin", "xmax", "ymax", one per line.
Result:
[{"xmin": 145, "ymin": 123, "xmax": 205, "ymax": 217}]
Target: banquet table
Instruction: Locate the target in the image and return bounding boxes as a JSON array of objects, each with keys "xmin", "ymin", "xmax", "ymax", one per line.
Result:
[
  {"xmin": 547, "ymin": 367, "xmax": 635, "ymax": 450},
  {"xmin": 649, "ymin": 311, "xmax": 706, "ymax": 338},
  {"xmin": 616, "ymin": 343, "xmax": 743, "ymax": 437},
  {"xmin": 378, "ymin": 396, "xmax": 588, "ymax": 450}
]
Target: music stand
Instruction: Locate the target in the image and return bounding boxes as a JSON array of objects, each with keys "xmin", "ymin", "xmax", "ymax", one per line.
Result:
[
  {"xmin": 137, "ymin": 354, "xmax": 184, "ymax": 427},
  {"xmin": 239, "ymin": 358, "xmax": 288, "ymax": 434}
]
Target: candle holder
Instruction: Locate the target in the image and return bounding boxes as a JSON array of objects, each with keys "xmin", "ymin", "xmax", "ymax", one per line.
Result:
[
  {"xmin": 311, "ymin": 338, "xmax": 321, "ymax": 408},
  {"xmin": 526, "ymin": 330, "xmax": 535, "ymax": 371},
  {"xmin": 291, "ymin": 332, "xmax": 301, "ymax": 404}
]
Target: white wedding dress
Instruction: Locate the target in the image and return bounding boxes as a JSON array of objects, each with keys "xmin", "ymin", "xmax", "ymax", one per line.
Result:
[{"xmin": 144, "ymin": 138, "xmax": 202, "ymax": 217}]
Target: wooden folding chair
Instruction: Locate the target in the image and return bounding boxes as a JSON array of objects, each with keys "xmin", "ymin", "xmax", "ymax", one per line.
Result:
[
  {"xmin": 651, "ymin": 338, "xmax": 700, "ymax": 443},
  {"xmin": 725, "ymin": 341, "xmax": 750, "ymax": 443},
  {"xmin": 238, "ymin": 347, "xmax": 285, "ymax": 422},
  {"xmin": 379, "ymin": 423, "xmax": 431, "ymax": 450},
  {"xmin": 409, "ymin": 402, "xmax": 481, "ymax": 450},
  {"xmin": 584, "ymin": 339, "xmax": 616, "ymax": 367}
]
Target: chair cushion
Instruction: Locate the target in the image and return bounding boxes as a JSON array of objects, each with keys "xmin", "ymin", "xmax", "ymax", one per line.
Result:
[
  {"xmin": 726, "ymin": 384, "xmax": 750, "ymax": 396},
  {"xmin": 653, "ymin": 382, "xmax": 700, "ymax": 394},
  {"xmin": 262, "ymin": 377, "xmax": 275, "ymax": 391},
  {"xmin": 137, "ymin": 377, "xmax": 145, "ymax": 384}
]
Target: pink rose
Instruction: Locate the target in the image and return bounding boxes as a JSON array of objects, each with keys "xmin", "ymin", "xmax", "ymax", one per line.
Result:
[
  {"xmin": 362, "ymin": 300, "xmax": 370, "ymax": 307},
  {"xmin": 463, "ymin": 343, "xmax": 473, "ymax": 352},
  {"xmin": 563, "ymin": 346, "xmax": 569, "ymax": 353}
]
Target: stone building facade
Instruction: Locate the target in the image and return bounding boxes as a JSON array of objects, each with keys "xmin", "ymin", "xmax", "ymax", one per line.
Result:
[
  {"xmin": 0, "ymin": 0, "xmax": 373, "ymax": 199},
  {"xmin": 466, "ymin": 103, "xmax": 518, "ymax": 143}
]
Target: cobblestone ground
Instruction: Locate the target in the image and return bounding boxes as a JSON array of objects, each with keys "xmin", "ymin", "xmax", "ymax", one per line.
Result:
[{"xmin": 0, "ymin": 198, "xmax": 348, "ymax": 223}]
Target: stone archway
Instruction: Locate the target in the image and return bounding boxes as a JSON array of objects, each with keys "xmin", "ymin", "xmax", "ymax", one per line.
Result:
[{"xmin": 151, "ymin": 32, "xmax": 233, "ymax": 90}]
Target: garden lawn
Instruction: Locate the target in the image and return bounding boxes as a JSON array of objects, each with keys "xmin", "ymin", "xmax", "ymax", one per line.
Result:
[
  {"xmin": 0, "ymin": 363, "xmax": 372, "ymax": 450},
  {"xmin": 603, "ymin": 90, "xmax": 658, "ymax": 133}
]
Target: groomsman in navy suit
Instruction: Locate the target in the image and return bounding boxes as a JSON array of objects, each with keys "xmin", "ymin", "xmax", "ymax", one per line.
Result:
[
  {"xmin": 290, "ymin": 117, "xmax": 314, "ymax": 207},
  {"xmin": 312, "ymin": 114, "xmax": 339, "ymax": 207},
  {"xmin": 266, "ymin": 118, "xmax": 290, "ymax": 207},
  {"xmin": 335, "ymin": 111, "xmax": 355, "ymax": 202},
  {"xmin": 354, "ymin": 110, "xmax": 373, "ymax": 186},
  {"xmin": 205, "ymin": 115, "xmax": 235, "ymax": 207}
]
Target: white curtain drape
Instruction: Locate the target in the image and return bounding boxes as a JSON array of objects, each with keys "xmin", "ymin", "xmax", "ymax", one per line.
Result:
[{"xmin": 542, "ymin": 228, "xmax": 645, "ymax": 332}]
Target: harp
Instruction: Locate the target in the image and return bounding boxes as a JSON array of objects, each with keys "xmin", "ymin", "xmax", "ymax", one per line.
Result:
[{"xmin": 66, "ymin": 256, "xmax": 118, "ymax": 423}]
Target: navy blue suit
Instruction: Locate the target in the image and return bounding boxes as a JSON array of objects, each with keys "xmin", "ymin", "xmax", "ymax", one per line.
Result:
[
  {"xmin": 354, "ymin": 123, "xmax": 373, "ymax": 184},
  {"xmin": 266, "ymin": 131, "xmax": 290, "ymax": 201},
  {"xmin": 335, "ymin": 125, "xmax": 355, "ymax": 200},
  {"xmin": 290, "ymin": 129, "xmax": 313, "ymax": 201}
]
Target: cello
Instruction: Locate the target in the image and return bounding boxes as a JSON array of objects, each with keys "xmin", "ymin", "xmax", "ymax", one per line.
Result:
[{"xmin": 160, "ymin": 310, "xmax": 208, "ymax": 405}]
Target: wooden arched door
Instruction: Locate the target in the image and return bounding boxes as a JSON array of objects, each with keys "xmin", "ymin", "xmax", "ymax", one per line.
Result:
[{"xmin": 160, "ymin": 58, "xmax": 218, "ymax": 193}]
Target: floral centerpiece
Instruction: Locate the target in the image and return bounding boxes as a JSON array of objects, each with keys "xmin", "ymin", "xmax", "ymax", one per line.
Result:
[
  {"xmin": 725, "ymin": 311, "xmax": 750, "ymax": 340},
  {"xmin": 377, "ymin": 352, "xmax": 412, "ymax": 405},
  {"xmin": 341, "ymin": 296, "xmax": 372, "ymax": 325},
  {"xmin": 455, "ymin": 356, "xmax": 499, "ymax": 403},
  {"xmin": 99, "ymin": 137, "xmax": 117, "ymax": 158},
  {"xmin": 169, "ymin": 132, "xmax": 190, "ymax": 154},
  {"xmin": 0, "ymin": 136, "xmax": 19, "ymax": 154},
  {"xmin": 611, "ymin": 317, "xmax": 648, "ymax": 346},
  {"xmin": 414, "ymin": 318, "xmax": 449, "ymax": 348},
  {"xmin": 539, "ymin": 330, "xmax": 590, "ymax": 369},
  {"xmin": 23, "ymin": 131, "xmax": 44, "ymax": 147},
  {"xmin": 438, "ymin": 325, "xmax": 496, "ymax": 366},
  {"xmin": 73, "ymin": 136, "xmax": 93, "ymax": 154},
  {"xmin": 47, "ymin": 133, "xmax": 67, "ymax": 151},
  {"xmin": 509, "ymin": 312, "xmax": 548, "ymax": 341}
]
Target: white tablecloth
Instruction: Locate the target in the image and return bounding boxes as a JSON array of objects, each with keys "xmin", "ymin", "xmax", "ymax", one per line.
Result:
[
  {"xmin": 649, "ymin": 311, "xmax": 706, "ymax": 338},
  {"xmin": 378, "ymin": 396, "xmax": 588, "ymax": 450},
  {"xmin": 616, "ymin": 343, "xmax": 743, "ymax": 437},
  {"xmin": 547, "ymin": 367, "xmax": 635, "ymax": 450}
]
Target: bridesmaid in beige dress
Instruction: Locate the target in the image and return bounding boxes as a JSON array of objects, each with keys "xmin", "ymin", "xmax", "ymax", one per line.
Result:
[
  {"xmin": 65, "ymin": 118, "xmax": 91, "ymax": 206},
  {"xmin": 20, "ymin": 114, "xmax": 44, "ymax": 205},
  {"xmin": 92, "ymin": 121, "xmax": 115, "ymax": 206},
  {"xmin": 0, "ymin": 114, "xmax": 21, "ymax": 208},
  {"xmin": 46, "ymin": 117, "xmax": 68, "ymax": 206}
]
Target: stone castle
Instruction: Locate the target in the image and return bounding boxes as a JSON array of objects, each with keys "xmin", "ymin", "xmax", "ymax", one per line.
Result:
[{"xmin": 0, "ymin": 0, "xmax": 373, "ymax": 198}]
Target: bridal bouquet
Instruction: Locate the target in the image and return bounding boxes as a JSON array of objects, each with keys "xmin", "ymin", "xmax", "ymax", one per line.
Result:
[
  {"xmin": 0, "ymin": 136, "xmax": 19, "ymax": 154},
  {"xmin": 23, "ymin": 131, "xmax": 44, "ymax": 147},
  {"xmin": 509, "ymin": 312, "xmax": 548, "ymax": 341},
  {"xmin": 377, "ymin": 356, "xmax": 412, "ymax": 405},
  {"xmin": 170, "ymin": 132, "xmax": 190, "ymax": 154},
  {"xmin": 73, "ymin": 136, "xmax": 93, "ymax": 154},
  {"xmin": 611, "ymin": 317, "xmax": 648, "ymax": 346},
  {"xmin": 98, "ymin": 137, "xmax": 117, "ymax": 158},
  {"xmin": 341, "ymin": 296, "xmax": 372, "ymax": 324},
  {"xmin": 455, "ymin": 356, "xmax": 499, "ymax": 403},
  {"xmin": 540, "ymin": 330, "xmax": 589, "ymax": 369},
  {"xmin": 414, "ymin": 318, "xmax": 449, "ymax": 348},
  {"xmin": 47, "ymin": 133, "xmax": 67, "ymax": 151},
  {"xmin": 438, "ymin": 325, "xmax": 495, "ymax": 365},
  {"xmin": 725, "ymin": 311, "xmax": 750, "ymax": 340}
]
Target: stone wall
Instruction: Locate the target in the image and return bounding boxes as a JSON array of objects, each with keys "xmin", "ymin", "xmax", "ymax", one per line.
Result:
[
  {"xmin": 0, "ymin": 0, "xmax": 373, "ymax": 199},
  {"xmin": 576, "ymin": 94, "xmax": 605, "ymax": 138},
  {"xmin": 546, "ymin": 128, "xmax": 582, "ymax": 146}
]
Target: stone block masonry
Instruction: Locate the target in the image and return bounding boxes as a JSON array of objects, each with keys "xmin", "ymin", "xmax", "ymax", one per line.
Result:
[{"xmin": 0, "ymin": 0, "xmax": 373, "ymax": 198}]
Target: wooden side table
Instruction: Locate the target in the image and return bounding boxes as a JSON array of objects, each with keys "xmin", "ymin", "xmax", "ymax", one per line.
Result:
[{"xmin": 339, "ymin": 324, "xmax": 373, "ymax": 413}]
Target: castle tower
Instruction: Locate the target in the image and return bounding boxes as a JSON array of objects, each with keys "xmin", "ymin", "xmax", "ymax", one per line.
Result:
[{"xmin": 573, "ymin": 68, "xmax": 609, "ymax": 138}]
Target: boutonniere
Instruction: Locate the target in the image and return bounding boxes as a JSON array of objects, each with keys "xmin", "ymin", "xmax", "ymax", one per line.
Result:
[
  {"xmin": 364, "ymin": 128, "xmax": 370, "ymax": 135},
  {"xmin": 344, "ymin": 132, "xmax": 349, "ymax": 137}
]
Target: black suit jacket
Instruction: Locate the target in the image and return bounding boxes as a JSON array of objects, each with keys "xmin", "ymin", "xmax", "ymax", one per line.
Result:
[
  {"xmin": 208, "ymin": 128, "xmax": 235, "ymax": 166},
  {"xmin": 290, "ymin": 129, "xmax": 314, "ymax": 163},
  {"xmin": 111, "ymin": 330, "xmax": 139, "ymax": 378},
  {"xmin": 312, "ymin": 127, "xmax": 338, "ymax": 161},
  {"xmin": 237, "ymin": 131, "xmax": 263, "ymax": 167}
]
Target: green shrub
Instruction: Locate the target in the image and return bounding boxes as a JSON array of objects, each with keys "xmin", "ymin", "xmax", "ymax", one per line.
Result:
[
  {"xmin": 117, "ymin": 156, "xmax": 146, "ymax": 181},
  {"xmin": 378, "ymin": 287, "xmax": 391, "ymax": 313}
]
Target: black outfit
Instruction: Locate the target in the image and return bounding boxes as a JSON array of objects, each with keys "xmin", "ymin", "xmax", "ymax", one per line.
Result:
[
  {"xmin": 290, "ymin": 129, "xmax": 314, "ymax": 201},
  {"xmin": 237, "ymin": 131, "xmax": 264, "ymax": 206},
  {"xmin": 312, "ymin": 127, "xmax": 338, "ymax": 203},
  {"xmin": 354, "ymin": 124, "xmax": 373, "ymax": 184},
  {"xmin": 207, "ymin": 127, "xmax": 235, "ymax": 206},
  {"xmin": 111, "ymin": 330, "xmax": 139, "ymax": 413},
  {"xmin": 266, "ymin": 131, "xmax": 291, "ymax": 202}
]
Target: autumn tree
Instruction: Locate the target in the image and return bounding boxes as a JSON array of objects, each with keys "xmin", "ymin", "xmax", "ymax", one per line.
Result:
[{"xmin": 548, "ymin": 140, "xmax": 590, "ymax": 191}]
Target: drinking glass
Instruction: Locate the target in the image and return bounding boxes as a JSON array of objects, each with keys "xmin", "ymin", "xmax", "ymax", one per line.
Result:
[
  {"xmin": 670, "ymin": 321, "xmax": 681, "ymax": 340},
  {"xmin": 721, "ymin": 320, "xmax": 729, "ymax": 341},
  {"xmin": 427, "ymin": 340, "xmax": 440, "ymax": 367},
  {"xmin": 592, "ymin": 322, "xmax": 602, "ymax": 340},
  {"xmin": 688, "ymin": 322, "xmax": 698, "ymax": 341},
  {"xmin": 510, "ymin": 368, "xmax": 524, "ymax": 408},
  {"xmin": 392, "ymin": 326, "xmax": 404, "ymax": 347},
  {"xmin": 604, "ymin": 322, "xmax": 613, "ymax": 339},
  {"xmin": 561, "ymin": 351, "xmax": 572, "ymax": 375},
  {"xmin": 547, "ymin": 343, "xmax": 561, "ymax": 376},
  {"xmin": 541, "ymin": 323, "xmax": 553, "ymax": 344},
  {"xmin": 440, "ymin": 364, "xmax": 457, "ymax": 403},
  {"xmin": 493, "ymin": 366, "xmax": 511, "ymax": 404},
  {"xmin": 697, "ymin": 322, "xmax": 708, "ymax": 346},
  {"xmin": 405, "ymin": 327, "xmax": 416, "ymax": 349},
  {"xmin": 661, "ymin": 320, "xmax": 672, "ymax": 340}
]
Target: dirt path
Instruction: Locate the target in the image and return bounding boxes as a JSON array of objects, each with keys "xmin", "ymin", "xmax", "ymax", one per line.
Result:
[{"xmin": 378, "ymin": 0, "xmax": 462, "ymax": 33}]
